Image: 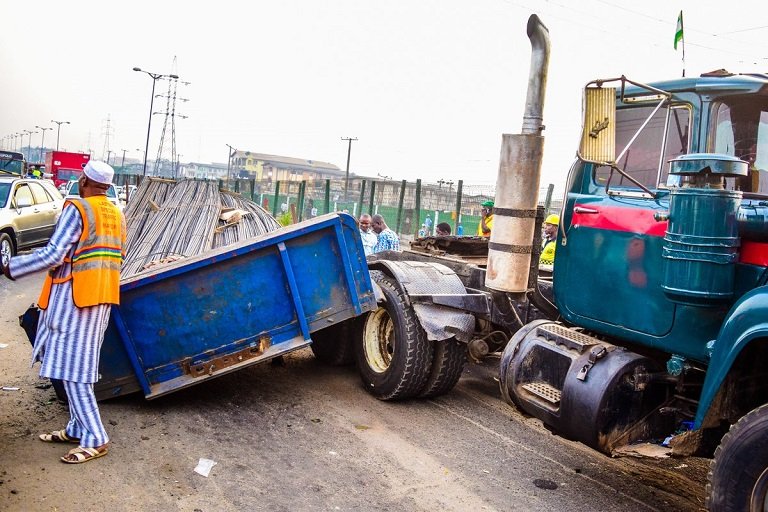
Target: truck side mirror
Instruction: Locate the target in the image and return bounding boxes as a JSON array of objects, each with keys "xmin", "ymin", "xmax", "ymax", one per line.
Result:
[{"xmin": 579, "ymin": 87, "xmax": 616, "ymax": 164}]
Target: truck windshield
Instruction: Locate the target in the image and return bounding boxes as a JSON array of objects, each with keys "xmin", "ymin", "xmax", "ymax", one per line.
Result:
[
  {"xmin": 58, "ymin": 169, "xmax": 82, "ymax": 182},
  {"xmin": 594, "ymin": 105, "xmax": 690, "ymax": 191},
  {"xmin": 711, "ymin": 95, "xmax": 768, "ymax": 196}
]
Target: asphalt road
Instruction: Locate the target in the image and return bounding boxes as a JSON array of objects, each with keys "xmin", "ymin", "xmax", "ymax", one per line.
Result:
[{"xmin": 0, "ymin": 271, "xmax": 708, "ymax": 511}]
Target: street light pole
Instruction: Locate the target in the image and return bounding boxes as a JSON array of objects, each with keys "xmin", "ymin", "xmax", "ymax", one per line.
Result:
[
  {"xmin": 225, "ymin": 144, "xmax": 236, "ymax": 183},
  {"xmin": 341, "ymin": 137, "xmax": 357, "ymax": 201},
  {"xmin": 35, "ymin": 125, "xmax": 52, "ymax": 162},
  {"xmin": 51, "ymin": 120, "xmax": 70, "ymax": 150},
  {"xmin": 121, "ymin": 149, "xmax": 128, "ymax": 170},
  {"xmin": 23, "ymin": 130, "xmax": 37, "ymax": 160},
  {"xmin": 133, "ymin": 67, "xmax": 179, "ymax": 176}
]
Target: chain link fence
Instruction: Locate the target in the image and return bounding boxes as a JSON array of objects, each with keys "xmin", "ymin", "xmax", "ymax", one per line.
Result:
[{"xmin": 116, "ymin": 174, "xmax": 562, "ymax": 239}]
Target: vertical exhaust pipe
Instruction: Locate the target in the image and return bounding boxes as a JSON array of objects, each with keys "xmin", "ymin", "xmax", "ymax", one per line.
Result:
[{"xmin": 486, "ymin": 14, "xmax": 550, "ymax": 293}]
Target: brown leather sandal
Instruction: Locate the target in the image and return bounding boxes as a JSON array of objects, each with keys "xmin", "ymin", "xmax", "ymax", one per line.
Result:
[
  {"xmin": 39, "ymin": 430, "xmax": 80, "ymax": 444},
  {"xmin": 60, "ymin": 445, "xmax": 108, "ymax": 464}
]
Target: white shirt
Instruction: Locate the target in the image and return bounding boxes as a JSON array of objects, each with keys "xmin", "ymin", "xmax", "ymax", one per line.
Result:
[{"xmin": 360, "ymin": 229, "xmax": 378, "ymax": 256}]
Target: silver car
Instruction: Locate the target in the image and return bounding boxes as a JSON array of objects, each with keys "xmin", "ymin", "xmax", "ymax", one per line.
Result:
[
  {"xmin": 0, "ymin": 176, "xmax": 64, "ymax": 266},
  {"xmin": 64, "ymin": 180, "xmax": 122, "ymax": 211}
]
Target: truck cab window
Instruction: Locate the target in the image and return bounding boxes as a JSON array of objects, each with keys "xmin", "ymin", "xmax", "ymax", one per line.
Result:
[
  {"xmin": 594, "ymin": 105, "xmax": 690, "ymax": 190},
  {"xmin": 711, "ymin": 96, "xmax": 768, "ymax": 196}
]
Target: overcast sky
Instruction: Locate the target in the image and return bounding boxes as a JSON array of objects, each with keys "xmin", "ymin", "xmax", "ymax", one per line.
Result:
[{"xmin": 1, "ymin": 0, "xmax": 766, "ymax": 191}]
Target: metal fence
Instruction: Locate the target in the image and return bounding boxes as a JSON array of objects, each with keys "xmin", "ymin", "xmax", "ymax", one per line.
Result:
[{"xmin": 116, "ymin": 174, "xmax": 562, "ymax": 240}]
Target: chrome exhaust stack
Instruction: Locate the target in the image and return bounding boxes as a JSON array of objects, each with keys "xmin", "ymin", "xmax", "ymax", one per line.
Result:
[{"xmin": 486, "ymin": 14, "xmax": 550, "ymax": 293}]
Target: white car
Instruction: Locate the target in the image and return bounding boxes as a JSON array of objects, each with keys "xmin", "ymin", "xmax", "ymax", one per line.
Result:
[
  {"xmin": 0, "ymin": 176, "xmax": 64, "ymax": 265},
  {"xmin": 119, "ymin": 185, "xmax": 137, "ymax": 202},
  {"xmin": 64, "ymin": 180, "xmax": 122, "ymax": 211}
]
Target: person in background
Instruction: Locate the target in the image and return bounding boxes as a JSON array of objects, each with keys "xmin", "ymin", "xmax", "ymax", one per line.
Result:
[
  {"xmin": 359, "ymin": 213, "xmax": 377, "ymax": 256},
  {"xmin": 436, "ymin": 222, "xmax": 451, "ymax": 236},
  {"xmin": 418, "ymin": 224, "xmax": 428, "ymax": 237},
  {"xmin": 457, "ymin": 223, "xmax": 464, "ymax": 236},
  {"xmin": 305, "ymin": 198, "xmax": 317, "ymax": 219},
  {"xmin": 477, "ymin": 200, "xmax": 494, "ymax": 237},
  {"xmin": 0, "ymin": 161, "xmax": 126, "ymax": 464},
  {"xmin": 540, "ymin": 214, "xmax": 559, "ymax": 266},
  {"xmin": 424, "ymin": 214, "xmax": 433, "ymax": 234},
  {"xmin": 372, "ymin": 214, "xmax": 400, "ymax": 253},
  {"xmin": 31, "ymin": 166, "xmax": 43, "ymax": 179}
]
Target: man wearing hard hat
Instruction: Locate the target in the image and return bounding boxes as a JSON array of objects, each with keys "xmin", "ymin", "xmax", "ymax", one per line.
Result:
[
  {"xmin": 477, "ymin": 200, "xmax": 494, "ymax": 237},
  {"xmin": 540, "ymin": 214, "xmax": 559, "ymax": 265}
]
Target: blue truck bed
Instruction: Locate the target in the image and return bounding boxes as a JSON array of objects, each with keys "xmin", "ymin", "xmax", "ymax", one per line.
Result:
[{"xmin": 24, "ymin": 213, "xmax": 375, "ymax": 401}]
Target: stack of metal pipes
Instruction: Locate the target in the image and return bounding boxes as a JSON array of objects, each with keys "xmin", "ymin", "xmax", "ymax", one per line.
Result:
[
  {"xmin": 121, "ymin": 179, "xmax": 282, "ymax": 278},
  {"xmin": 214, "ymin": 191, "xmax": 282, "ymax": 247}
]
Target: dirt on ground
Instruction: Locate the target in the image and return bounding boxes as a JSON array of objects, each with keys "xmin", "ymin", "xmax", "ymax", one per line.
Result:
[{"xmin": 1, "ymin": 272, "xmax": 710, "ymax": 512}]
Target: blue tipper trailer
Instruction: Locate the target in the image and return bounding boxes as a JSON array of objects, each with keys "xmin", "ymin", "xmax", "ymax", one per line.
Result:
[{"xmin": 23, "ymin": 213, "xmax": 376, "ymax": 401}]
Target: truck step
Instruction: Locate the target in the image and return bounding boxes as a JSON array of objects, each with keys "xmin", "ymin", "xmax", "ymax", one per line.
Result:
[
  {"xmin": 521, "ymin": 381, "xmax": 562, "ymax": 405},
  {"xmin": 537, "ymin": 323, "xmax": 600, "ymax": 354}
]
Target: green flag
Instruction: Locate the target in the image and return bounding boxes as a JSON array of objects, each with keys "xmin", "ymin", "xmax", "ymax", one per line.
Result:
[{"xmin": 674, "ymin": 11, "xmax": 684, "ymax": 50}]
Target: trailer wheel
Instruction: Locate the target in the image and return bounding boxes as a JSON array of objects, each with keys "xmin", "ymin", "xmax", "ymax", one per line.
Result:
[
  {"xmin": 706, "ymin": 403, "xmax": 768, "ymax": 511},
  {"xmin": 355, "ymin": 274, "xmax": 433, "ymax": 400},
  {"xmin": 310, "ymin": 318, "xmax": 359, "ymax": 366},
  {"xmin": 419, "ymin": 338, "xmax": 466, "ymax": 398}
]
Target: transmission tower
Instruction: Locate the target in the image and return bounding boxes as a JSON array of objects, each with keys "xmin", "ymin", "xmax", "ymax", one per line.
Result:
[
  {"xmin": 152, "ymin": 56, "xmax": 189, "ymax": 177},
  {"xmin": 101, "ymin": 114, "xmax": 114, "ymax": 162}
]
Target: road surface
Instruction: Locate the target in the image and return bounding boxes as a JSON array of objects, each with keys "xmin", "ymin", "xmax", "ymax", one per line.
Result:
[{"xmin": 0, "ymin": 271, "xmax": 708, "ymax": 511}]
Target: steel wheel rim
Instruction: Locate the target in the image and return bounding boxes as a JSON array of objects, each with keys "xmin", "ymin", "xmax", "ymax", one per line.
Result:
[
  {"xmin": 363, "ymin": 307, "xmax": 394, "ymax": 373},
  {"xmin": 0, "ymin": 238, "xmax": 10, "ymax": 268},
  {"xmin": 750, "ymin": 467, "xmax": 768, "ymax": 511}
]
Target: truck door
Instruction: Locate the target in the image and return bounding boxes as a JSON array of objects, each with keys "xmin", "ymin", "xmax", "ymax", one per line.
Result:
[{"xmin": 556, "ymin": 103, "xmax": 691, "ymax": 337}]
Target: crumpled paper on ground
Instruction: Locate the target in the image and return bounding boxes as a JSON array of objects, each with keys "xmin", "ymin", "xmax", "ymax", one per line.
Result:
[{"xmin": 194, "ymin": 458, "xmax": 217, "ymax": 477}]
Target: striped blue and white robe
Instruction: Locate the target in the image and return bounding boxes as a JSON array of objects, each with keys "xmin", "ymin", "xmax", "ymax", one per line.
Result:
[{"xmin": 10, "ymin": 204, "xmax": 118, "ymax": 383}]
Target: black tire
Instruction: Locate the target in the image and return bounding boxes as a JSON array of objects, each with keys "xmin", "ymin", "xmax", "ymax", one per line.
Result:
[
  {"xmin": 310, "ymin": 317, "xmax": 359, "ymax": 366},
  {"xmin": 706, "ymin": 403, "xmax": 768, "ymax": 511},
  {"xmin": 355, "ymin": 273, "xmax": 433, "ymax": 401},
  {"xmin": 419, "ymin": 338, "xmax": 466, "ymax": 398},
  {"xmin": 0, "ymin": 232, "xmax": 14, "ymax": 269}
]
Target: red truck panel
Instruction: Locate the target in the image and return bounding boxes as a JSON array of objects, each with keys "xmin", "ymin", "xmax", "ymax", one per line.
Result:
[{"xmin": 45, "ymin": 151, "xmax": 90, "ymax": 187}]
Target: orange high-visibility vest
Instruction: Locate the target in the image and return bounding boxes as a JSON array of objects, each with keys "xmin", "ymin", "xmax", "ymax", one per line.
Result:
[{"xmin": 38, "ymin": 196, "xmax": 125, "ymax": 309}]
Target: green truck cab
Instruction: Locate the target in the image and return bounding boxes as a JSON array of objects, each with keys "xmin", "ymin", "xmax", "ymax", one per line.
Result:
[{"xmin": 500, "ymin": 72, "xmax": 768, "ymax": 511}]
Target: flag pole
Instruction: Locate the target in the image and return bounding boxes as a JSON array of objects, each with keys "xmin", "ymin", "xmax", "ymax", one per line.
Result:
[
  {"xmin": 675, "ymin": 10, "xmax": 686, "ymax": 77},
  {"xmin": 682, "ymin": 31, "xmax": 686, "ymax": 77}
]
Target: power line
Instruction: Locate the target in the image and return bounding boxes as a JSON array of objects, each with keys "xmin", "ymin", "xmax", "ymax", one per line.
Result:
[
  {"xmin": 592, "ymin": 0, "xmax": 768, "ymax": 53},
  {"xmin": 716, "ymin": 25, "xmax": 768, "ymax": 36},
  {"xmin": 504, "ymin": 0, "xmax": 768, "ymax": 62}
]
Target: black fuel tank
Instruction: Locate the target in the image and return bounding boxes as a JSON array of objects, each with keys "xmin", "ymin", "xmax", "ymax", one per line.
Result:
[{"xmin": 500, "ymin": 322, "xmax": 669, "ymax": 453}]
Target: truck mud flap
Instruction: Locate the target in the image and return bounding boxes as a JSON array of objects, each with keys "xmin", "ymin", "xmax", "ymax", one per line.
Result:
[{"xmin": 368, "ymin": 260, "xmax": 482, "ymax": 342}]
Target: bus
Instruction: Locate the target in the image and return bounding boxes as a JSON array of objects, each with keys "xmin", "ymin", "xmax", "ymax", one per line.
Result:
[{"xmin": 0, "ymin": 151, "xmax": 26, "ymax": 176}]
